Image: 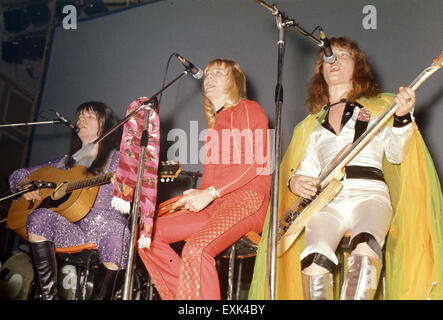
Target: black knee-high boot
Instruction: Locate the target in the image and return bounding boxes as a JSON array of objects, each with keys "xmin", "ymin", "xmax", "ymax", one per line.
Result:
[
  {"xmin": 90, "ymin": 264, "xmax": 119, "ymax": 300},
  {"xmin": 29, "ymin": 240, "xmax": 58, "ymax": 300}
]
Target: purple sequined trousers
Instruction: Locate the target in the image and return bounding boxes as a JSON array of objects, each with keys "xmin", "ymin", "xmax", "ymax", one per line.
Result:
[{"xmin": 9, "ymin": 152, "xmax": 130, "ymax": 269}]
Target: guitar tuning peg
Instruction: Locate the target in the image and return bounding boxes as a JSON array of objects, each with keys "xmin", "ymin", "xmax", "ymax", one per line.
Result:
[
  {"xmin": 166, "ymin": 178, "xmax": 170, "ymax": 182},
  {"xmin": 171, "ymin": 178, "xmax": 174, "ymax": 182},
  {"xmin": 161, "ymin": 178, "xmax": 165, "ymax": 183}
]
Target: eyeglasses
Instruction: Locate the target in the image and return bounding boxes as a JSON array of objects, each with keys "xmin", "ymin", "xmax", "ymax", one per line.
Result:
[{"xmin": 204, "ymin": 68, "xmax": 228, "ymax": 79}]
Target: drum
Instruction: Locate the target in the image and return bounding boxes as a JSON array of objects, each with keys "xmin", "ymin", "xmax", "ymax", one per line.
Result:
[{"xmin": 0, "ymin": 250, "xmax": 34, "ymax": 300}]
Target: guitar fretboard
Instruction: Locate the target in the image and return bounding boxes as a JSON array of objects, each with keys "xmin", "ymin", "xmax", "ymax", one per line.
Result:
[
  {"xmin": 66, "ymin": 171, "xmax": 115, "ymax": 193},
  {"xmin": 317, "ymin": 61, "xmax": 441, "ymax": 186}
]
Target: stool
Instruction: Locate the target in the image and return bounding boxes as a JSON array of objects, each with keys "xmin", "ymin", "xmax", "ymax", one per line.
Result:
[
  {"xmin": 221, "ymin": 231, "xmax": 261, "ymax": 300},
  {"xmin": 337, "ymin": 231, "xmax": 386, "ymax": 299}
]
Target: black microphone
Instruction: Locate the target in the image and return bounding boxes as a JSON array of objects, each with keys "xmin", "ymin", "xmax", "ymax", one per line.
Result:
[
  {"xmin": 55, "ymin": 111, "xmax": 79, "ymax": 133},
  {"xmin": 319, "ymin": 28, "xmax": 336, "ymax": 64},
  {"xmin": 174, "ymin": 53, "xmax": 204, "ymax": 80}
]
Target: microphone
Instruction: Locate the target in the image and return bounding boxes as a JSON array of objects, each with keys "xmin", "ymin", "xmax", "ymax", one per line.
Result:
[
  {"xmin": 55, "ymin": 111, "xmax": 79, "ymax": 133},
  {"xmin": 319, "ymin": 28, "xmax": 336, "ymax": 64},
  {"xmin": 174, "ymin": 53, "xmax": 204, "ymax": 80}
]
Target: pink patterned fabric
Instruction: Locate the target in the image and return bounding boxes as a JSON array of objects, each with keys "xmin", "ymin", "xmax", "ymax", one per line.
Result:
[
  {"xmin": 357, "ymin": 107, "xmax": 371, "ymax": 122},
  {"xmin": 112, "ymin": 97, "xmax": 160, "ymax": 239}
]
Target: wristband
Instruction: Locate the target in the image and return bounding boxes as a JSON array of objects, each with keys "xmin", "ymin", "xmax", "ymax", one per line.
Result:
[{"xmin": 208, "ymin": 186, "xmax": 219, "ymax": 199}]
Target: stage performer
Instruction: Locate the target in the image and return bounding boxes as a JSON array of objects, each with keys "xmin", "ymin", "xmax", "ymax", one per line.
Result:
[
  {"xmin": 9, "ymin": 101, "xmax": 129, "ymax": 300},
  {"xmin": 137, "ymin": 58, "xmax": 271, "ymax": 300},
  {"xmin": 249, "ymin": 37, "xmax": 443, "ymax": 300}
]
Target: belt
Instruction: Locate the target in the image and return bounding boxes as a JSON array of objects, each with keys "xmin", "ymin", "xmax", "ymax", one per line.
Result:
[{"xmin": 344, "ymin": 165, "xmax": 385, "ymax": 183}]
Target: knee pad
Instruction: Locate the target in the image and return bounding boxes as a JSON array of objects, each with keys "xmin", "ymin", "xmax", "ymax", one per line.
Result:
[
  {"xmin": 301, "ymin": 252, "xmax": 337, "ymax": 274},
  {"xmin": 349, "ymin": 232, "xmax": 383, "ymax": 261}
]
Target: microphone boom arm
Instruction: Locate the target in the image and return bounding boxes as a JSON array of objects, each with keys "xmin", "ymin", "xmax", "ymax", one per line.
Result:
[
  {"xmin": 0, "ymin": 119, "xmax": 65, "ymax": 129},
  {"xmin": 70, "ymin": 70, "xmax": 189, "ymax": 163},
  {"xmin": 254, "ymin": 0, "xmax": 323, "ymax": 47}
]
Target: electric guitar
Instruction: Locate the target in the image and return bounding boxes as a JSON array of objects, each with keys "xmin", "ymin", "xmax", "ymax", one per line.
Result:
[
  {"xmin": 7, "ymin": 160, "xmax": 181, "ymax": 239},
  {"xmin": 277, "ymin": 50, "xmax": 443, "ymax": 257}
]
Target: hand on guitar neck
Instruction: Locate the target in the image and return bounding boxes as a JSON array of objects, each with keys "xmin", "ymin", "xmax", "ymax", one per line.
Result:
[
  {"xmin": 289, "ymin": 174, "xmax": 320, "ymax": 199},
  {"xmin": 394, "ymin": 86, "xmax": 416, "ymax": 116}
]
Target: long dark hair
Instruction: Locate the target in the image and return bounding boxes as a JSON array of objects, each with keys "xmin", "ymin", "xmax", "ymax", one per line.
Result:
[{"xmin": 68, "ymin": 101, "xmax": 121, "ymax": 175}]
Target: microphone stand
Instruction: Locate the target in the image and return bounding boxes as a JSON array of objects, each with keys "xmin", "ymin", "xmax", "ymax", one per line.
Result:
[
  {"xmin": 68, "ymin": 69, "xmax": 193, "ymax": 300},
  {"xmin": 254, "ymin": 0, "xmax": 324, "ymax": 300},
  {"xmin": 0, "ymin": 118, "xmax": 74, "ymax": 203},
  {"xmin": 69, "ymin": 70, "xmax": 191, "ymax": 164},
  {"xmin": 0, "ymin": 119, "xmax": 67, "ymax": 129},
  {"xmin": 121, "ymin": 98, "xmax": 157, "ymax": 300},
  {"xmin": 267, "ymin": 10, "xmax": 285, "ymax": 302},
  {"xmin": 0, "ymin": 181, "xmax": 56, "ymax": 203}
]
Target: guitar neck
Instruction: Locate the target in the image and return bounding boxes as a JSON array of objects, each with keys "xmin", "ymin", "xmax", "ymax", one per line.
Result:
[
  {"xmin": 63, "ymin": 160, "xmax": 182, "ymax": 193},
  {"xmin": 318, "ymin": 57, "xmax": 442, "ymax": 186},
  {"xmin": 66, "ymin": 171, "xmax": 115, "ymax": 193}
]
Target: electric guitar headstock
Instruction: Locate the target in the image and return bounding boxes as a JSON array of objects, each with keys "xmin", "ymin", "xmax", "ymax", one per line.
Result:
[
  {"xmin": 411, "ymin": 50, "xmax": 443, "ymax": 90},
  {"xmin": 159, "ymin": 160, "xmax": 182, "ymax": 182},
  {"xmin": 433, "ymin": 50, "xmax": 443, "ymax": 68}
]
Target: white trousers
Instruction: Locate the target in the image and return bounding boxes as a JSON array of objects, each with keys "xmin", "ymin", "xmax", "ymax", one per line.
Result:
[{"xmin": 300, "ymin": 179, "xmax": 393, "ymax": 266}]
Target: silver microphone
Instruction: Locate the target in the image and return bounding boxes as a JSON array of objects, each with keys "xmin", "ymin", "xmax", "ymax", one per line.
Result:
[
  {"xmin": 174, "ymin": 53, "xmax": 204, "ymax": 80},
  {"xmin": 319, "ymin": 28, "xmax": 336, "ymax": 64},
  {"xmin": 55, "ymin": 111, "xmax": 79, "ymax": 133}
]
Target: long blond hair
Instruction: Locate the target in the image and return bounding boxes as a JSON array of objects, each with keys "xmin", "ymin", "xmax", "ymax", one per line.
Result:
[
  {"xmin": 306, "ymin": 37, "xmax": 382, "ymax": 114},
  {"xmin": 202, "ymin": 59, "xmax": 247, "ymax": 128}
]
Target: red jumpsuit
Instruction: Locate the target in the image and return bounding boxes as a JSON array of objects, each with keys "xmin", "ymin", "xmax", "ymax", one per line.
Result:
[{"xmin": 138, "ymin": 100, "xmax": 271, "ymax": 299}]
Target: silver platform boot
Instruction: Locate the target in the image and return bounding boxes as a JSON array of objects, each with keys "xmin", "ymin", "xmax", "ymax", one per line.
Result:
[
  {"xmin": 301, "ymin": 271, "xmax": 334, "ymax": 300},
  {"xmin": 340, "ymin": 254, "xmax": 382, "ymax": 300}
]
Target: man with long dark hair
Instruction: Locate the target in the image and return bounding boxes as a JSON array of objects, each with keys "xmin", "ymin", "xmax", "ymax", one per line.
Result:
[{"xmin": 9, "ymin": 101, "xmax": 128, "ymax": 300}]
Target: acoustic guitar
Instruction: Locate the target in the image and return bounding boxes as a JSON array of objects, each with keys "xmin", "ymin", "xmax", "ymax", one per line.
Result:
[
  {"xmin": 7, "ymin": 160, "xmax": 181, "ymax": 239},
  {"xmin": 277, "ymin": 50, "xmax": 443, "ymax": 257}
]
